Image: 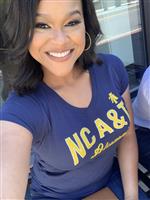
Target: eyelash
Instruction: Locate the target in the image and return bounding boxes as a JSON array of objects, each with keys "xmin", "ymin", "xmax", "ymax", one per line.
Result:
[
  {"xmin": 35, "ymin": 20, "xmax": 81, "ymax": 29},
  {"xmin": 35, "ymin": 23, "xmax": 49, "ymax": 29},
  {"xmin": 65, "ymin": 20, "xmax": 81, "ymax": 27}
]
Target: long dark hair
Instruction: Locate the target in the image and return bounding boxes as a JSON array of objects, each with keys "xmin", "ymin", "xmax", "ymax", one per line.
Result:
[{"xmin": 0, "ymin": 0, "xmax": 102, "ymax": 95}]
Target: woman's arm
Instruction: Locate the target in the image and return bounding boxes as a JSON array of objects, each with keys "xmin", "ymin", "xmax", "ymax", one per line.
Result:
[
  {"xmin": 84, "ymin": 87, "xmax": 138, "ymax": 200},
  {"xmin": 117, "ymin": 87, "xmax": 138, "ymax": 200},
  {"xmin": 0, "ymin": 121, "xmax": 33, "ymax": 199}
]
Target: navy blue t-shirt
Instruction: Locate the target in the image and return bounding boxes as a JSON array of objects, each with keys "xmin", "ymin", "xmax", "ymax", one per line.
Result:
[{"xmin": 1, "ymin": 54, "xmax": 130, "ymax": 199}]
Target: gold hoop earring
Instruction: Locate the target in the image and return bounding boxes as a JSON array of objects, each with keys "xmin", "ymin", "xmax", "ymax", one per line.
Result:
[{"xmin": 84, "ymin": 32, "xmax": 92, "ymax": 51}]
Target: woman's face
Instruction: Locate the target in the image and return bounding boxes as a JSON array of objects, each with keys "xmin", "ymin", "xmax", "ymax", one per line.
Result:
[{"xmin": 29, "ymin": 0, "xmax": 86, "ymax": 78}]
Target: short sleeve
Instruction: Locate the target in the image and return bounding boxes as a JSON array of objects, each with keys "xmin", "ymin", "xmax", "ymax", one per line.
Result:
[
  {"xmin": 0, "ymin": 92, "xmax": 49, "ymax": 143},
  {"xmin": 100, "ymin": 54, "xmax": 129, "ymax": 95}
]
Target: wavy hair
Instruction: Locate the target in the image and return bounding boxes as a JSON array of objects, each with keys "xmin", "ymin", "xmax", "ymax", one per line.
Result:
[{"xmin": 0, "ymin": 0, "xmax": 102, "ymax": 95}]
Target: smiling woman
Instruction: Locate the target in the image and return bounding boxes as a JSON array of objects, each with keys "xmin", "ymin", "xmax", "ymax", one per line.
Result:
[
  {"xmin": 29, "ymin": 1, "xmax": 86, "ymax": 80},
  {"xmin": 0, "ymin": 0, "xmax": 148, "ymax": 200},
  {"xmin": 0, "ymin": 0, "xmax": 101, "ymax": 95}
]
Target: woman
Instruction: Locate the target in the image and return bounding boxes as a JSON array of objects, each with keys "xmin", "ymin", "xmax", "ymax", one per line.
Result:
[{"xmin": 0, "ymin": 0, "xmax": 147, "ymax": 199}]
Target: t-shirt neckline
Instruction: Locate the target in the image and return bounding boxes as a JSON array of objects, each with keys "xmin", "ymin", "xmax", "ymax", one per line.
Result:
[{"xmin": 40, "ymin": 66, "xmax": 96, "ymax": 111}]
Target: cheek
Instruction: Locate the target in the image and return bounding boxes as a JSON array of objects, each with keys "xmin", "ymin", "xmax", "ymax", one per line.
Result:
[
  {"xmin": 29, "ymin": 38, "xmax": 39, "ymax": 57},
  {"xmin": 28, "ymin": 45, "xmax": 39, "ymax": 61},
  {"xmin": 72, "ymin": 28, "xmax": 86, "ymax": 49},
  {"xmin": 28, "ymin": 43, "xmax": 43, "ymax": 63},
  {"xmin": 28, "ymin": 33, "xmax": 47, "ymax": 56}
]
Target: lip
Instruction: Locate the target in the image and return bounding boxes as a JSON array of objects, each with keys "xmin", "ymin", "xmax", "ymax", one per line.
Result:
[{"xmin": 46, "ymin": 49, "xmax": 74, "ymax": 62}]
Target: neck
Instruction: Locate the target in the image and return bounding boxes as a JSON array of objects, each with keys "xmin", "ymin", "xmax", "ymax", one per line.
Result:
[{"xmin": 43, "ymin": 66, "xmax": 84, "ymax": 90}]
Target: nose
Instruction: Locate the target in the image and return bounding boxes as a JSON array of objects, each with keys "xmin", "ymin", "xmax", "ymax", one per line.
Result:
[{"xmin": 51, "ymin": 29, "xmax": 68, "ymax": 46}]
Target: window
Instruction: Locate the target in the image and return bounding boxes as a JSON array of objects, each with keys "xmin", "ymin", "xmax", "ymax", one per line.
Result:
[{"xmin": 94, "ymin": 0, "xmax": 147, "ymax": 93}]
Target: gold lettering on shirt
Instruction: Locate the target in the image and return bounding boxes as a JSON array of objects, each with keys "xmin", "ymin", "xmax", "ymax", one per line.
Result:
[
  {"xmin": 91, "ymin": 132, "xmax": 127, "ymax": 158},
  {"xmin": 94, "ymin": 118, "xmax": 114, "ymax": 139},
  {"xmin": 117, "ymin": 100, "xmax": 130, "ymax": 119},
  {"xmin": 107, "ymin": 109, "xmax": 128, "ymax": 129},
  {"xmin": 80, "ymin": 127, "xmax": 96, "ymax": 149},
  {"xmin": 65, "ymin": 133, "xmax": 86, "ymax": 166},
  {"xmin": 91, "ymin": 143, "xmax": 104, "ymax": 158},
  {"xmin": 65, "ymin": 92, "xmax": 130, "ymax": 166}
]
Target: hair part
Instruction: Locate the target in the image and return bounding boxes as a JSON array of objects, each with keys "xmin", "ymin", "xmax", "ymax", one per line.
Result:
[{"xmin": 1, "ymin": 0, "xmax": 102, "ymax": 95}]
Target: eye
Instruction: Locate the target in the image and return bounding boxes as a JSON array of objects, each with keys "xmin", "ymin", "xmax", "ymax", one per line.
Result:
[
  {"xmin": 35, "ymin": 23, "xmax": 50, "ymax": 29},
  {"xmin": 65, "ymin": 20, "xmax": 81, "ymax": 27}
]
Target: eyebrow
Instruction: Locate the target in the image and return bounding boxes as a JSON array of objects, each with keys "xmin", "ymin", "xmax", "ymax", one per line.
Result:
[{"xmin": 36, "ymin": 10, "xmax": 81, "ymax": 17}]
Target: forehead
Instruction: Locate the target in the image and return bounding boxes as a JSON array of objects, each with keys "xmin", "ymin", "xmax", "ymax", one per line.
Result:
[{"xmin": 37, "ymin": 0, "xmax": 83, "ymax": 17}]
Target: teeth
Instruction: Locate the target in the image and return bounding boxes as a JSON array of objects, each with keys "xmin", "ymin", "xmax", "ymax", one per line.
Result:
[{"xmin": 48, "ymin": 50, "xmax": 71, "ymax": 58}]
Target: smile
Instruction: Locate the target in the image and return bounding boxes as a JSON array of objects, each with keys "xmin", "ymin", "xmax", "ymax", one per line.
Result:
[
  {"xmin": 47, "ymin": 50, "xmax": 71, "ymax": 58},
  {"xmin": 46, "ymin": 49, "xmax": 74, "ymax": 62}
]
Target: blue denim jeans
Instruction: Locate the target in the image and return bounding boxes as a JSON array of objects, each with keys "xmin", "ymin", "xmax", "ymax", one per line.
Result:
[{"xmin": 25, "ymin": 158, "xmax": 149, "ymax": 200}]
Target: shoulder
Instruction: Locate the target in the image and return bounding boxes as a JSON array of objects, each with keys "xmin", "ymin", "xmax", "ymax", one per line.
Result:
[
  {"xmin": 2, "ymin": 89, "xmax": 41, "ymax": 115},
  {"xmin": 93, "ymin": 53, "xmax": 126, "ymax": 77},
  {"xmin": 93, "ymin": 53, "xmax": 128, "ymax": 95},
  {"xmin": 96, "ymin": 53, "xmax": 124, "ymax": 70},
  {"xmin": 2, "ymin": 82, "xmax": 48, "ymax": 112},
  {"xmin": 1, "ymin": 85, "xmax": 49, "ymax": 142}
]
